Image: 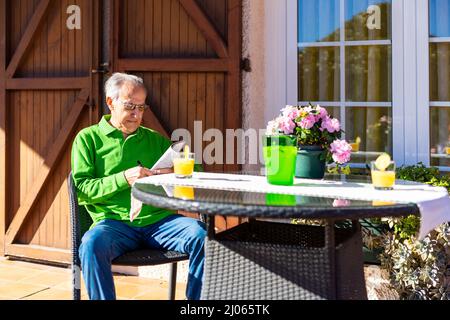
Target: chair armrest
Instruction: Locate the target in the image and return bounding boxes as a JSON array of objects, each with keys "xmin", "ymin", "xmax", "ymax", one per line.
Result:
[{"xmin": 68, "ymin": 173, "xmax": 82, "ymax": 268}]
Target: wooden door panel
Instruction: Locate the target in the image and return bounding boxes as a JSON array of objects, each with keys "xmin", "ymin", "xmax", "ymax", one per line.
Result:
[
  {"xmin": 0, "ymin": 0, "xmax": 240, "ymax": 262},
  {"xmin": 6, "ymin": 0, "xmax": 51, "ymax": 79},
  {"xmin": 1, "ymin": 0, "xmax": 99, "ymax": 262},
  {"xmin": 5, "ymin": 88, "xmax": 90, "ymax": 249},
  {"xmin": 139, "ymin": 71, "xmax": 225, "ymax": 173},
  {"xmin": 119, "ymin": 0, "xmax": 218, "ymax": 59},
  {"xmin": 13, "ymin": 94, "xmax": 92, "ymax": 249},
  {"xmin": 113, "ymin": 0, "xmax": 242, "ymax": 231},
  {"xmin": 196, "ymin": 0, "xmax": 228, "ymax": 41},
  {"xmin": 6, "ymin": 0, "xmax": 93, "ymax": 80},
  {"xmin": 114, "ymin": 0, "xmax": 241, "ymax": 171},
  {"xmin": 7, "ymin": 0, "xmax": 39, "ymax": 60}
]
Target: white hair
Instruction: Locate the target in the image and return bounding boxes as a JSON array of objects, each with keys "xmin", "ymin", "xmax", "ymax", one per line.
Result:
[{"xmin": 104, "ymin": 72, "xmax": 146, "ymax": 101}]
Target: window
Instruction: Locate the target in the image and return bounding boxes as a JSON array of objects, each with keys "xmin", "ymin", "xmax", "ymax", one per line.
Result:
[
  {"xmin": 280, "ymin": 0, "xmax": 450, "ymax": 169},
  {"xmin": 297, "ymin": 0, "xmax": 393, "ymax": 166},
  {"xmin": 429, "ymin": 0, "xmax": 450, "ymax": 169}
]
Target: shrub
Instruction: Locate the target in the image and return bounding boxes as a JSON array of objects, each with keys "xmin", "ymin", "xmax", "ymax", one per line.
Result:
[{"xmin": 379, "ymin": 163, "xmax": 450, "ymax": 299}]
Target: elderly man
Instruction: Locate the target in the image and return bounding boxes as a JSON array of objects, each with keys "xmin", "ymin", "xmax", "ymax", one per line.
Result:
[{"xmin": 71, "ymin": 72, "xmax": 206, "ymax": 300}]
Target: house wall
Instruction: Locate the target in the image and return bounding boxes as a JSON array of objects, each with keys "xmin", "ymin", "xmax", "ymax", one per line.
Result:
[
  {"xmin": 242, "ymin": 0, "xmax": 288, "ymax": 172},
  {"xmin": 242, "ymin": 0, "xmax": 264, "ymax": 172},
  {"xmin": 242, "ymin": 0, "xmax": 266, "ymax": 131}
]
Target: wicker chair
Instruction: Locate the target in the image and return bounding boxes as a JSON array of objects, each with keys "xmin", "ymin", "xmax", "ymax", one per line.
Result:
[{"xmin": 68, "ymin": 172, "xmax": 189, "ymax": 300}]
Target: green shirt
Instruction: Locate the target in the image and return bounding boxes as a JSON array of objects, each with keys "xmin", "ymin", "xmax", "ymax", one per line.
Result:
[{"xmin": 71, "ymin": 115, "xmax": 175, "ymax": 228}]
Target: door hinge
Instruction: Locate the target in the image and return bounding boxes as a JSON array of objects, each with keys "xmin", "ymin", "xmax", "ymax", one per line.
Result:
[
  {"xmin": 91, "ymin": 62, "xmax": 110, "ymax": 74},
  {"xmin": 241, "ymin": 58, "xmax": 251, "ymax": 72}
]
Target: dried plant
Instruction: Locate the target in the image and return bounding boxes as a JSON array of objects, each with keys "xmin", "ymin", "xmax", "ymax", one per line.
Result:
[{"xmin": 380, "ymin": 223, "xmax": 450, "ymax": 300}]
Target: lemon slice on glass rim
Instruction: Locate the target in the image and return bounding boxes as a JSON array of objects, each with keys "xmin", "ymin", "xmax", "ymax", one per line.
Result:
[{"xmin": 374, "ymin": 153, "xmax": 391, "ymax": 171}]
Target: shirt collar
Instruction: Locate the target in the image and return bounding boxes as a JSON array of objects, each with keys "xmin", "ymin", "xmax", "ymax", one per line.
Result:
[
  {"xmin": 98, "ymin": 115, "xmax": 142, "ymax": 138},
  {"xmin": 98, "ymin": 115, "xmax": 117, "ymax": 136}
]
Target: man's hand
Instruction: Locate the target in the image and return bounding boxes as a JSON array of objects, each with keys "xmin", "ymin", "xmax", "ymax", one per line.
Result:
[
  {"xmin": 149, "ymin": 168, "xmax": 173, "ymax": 175},
  {"xmin": 124, "ymin": 166, "xmax": 153, "ymax": 186},
  {"xmin": 124, "ymin": 167, "xmax": 174, "ymax": 186}
]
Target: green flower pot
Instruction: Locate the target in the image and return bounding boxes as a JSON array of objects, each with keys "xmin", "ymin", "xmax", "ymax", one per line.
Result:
[{"xmin": 295, "ymin": 145, "xmax": 326, "ymax": 179}]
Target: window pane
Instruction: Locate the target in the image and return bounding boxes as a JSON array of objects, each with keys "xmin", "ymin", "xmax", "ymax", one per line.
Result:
[
  {"xmin": 430, "ymin": 107, "xmax": 450, "ymax": 167},
  {"xmin": 345, "ymin": 45, "xmax": 391, "ymax": 102},
  {"xmin": 298, "ymin": 0, "xmax": 340, "ymax": 43},
  {"xmin": 298, "ymin": 47, "xmax": 340, "ymax": 101},
  {"xmin": 430, "ymin": 43, "xmax": 450, "ymax": 101},
  {"xmin": 345, "ymin": 107, "xmax": 392, "ymax": 163},
  {"xmin": 345, "ymin": 0, "xmax": 392, "ymax": 41},
  {"xmin": 325, "ymin": 106, "xmax": 340, "ymax": 119},
  {"xmin": 429, "ymin": 0, "xmax": 450, "ymax": 38}
]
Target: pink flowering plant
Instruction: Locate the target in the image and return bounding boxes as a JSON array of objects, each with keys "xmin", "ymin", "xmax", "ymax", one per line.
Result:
[{"xmin": 266, "ymin": 104, "xmax": 352, "ymax": 165}]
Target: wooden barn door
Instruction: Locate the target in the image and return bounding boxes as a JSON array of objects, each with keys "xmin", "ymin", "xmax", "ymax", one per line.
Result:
[
  {"xmin": 0, "ymin": 0, "xmax": 101, "ymax": 262},
  {"xmin": 110, "ymin": 0, "xmax": 242, "ymax": 231},
  {"xmin": 0, "ymin": 0, "xmax": 242, "ymax": 263}
]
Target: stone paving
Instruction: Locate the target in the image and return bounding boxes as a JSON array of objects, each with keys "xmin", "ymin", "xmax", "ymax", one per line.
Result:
[
  {"xmin": 0, "ymin": 257, "xmax": 398, "ymax": 300},
  {"xmin": 0, "ymin": 257, "xmax": 187, "ymax": 300}
]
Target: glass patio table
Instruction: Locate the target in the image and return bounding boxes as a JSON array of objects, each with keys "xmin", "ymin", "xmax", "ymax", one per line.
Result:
[{"xmin": 132, "ymin": 173, "xmax": 420, "ymax": 300}]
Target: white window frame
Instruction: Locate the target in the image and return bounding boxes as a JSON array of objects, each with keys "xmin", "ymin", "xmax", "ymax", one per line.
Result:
[
  {"xmin": 273, "ymin": 0, "xmax": 443, "ymax": 170},
  {"xmin": 416, "ymin": 0, "xmax": 431, "ymax": 167},
  {"xmin": 425, "ymin": 0, "xmax": 450, "ymax": 171}
]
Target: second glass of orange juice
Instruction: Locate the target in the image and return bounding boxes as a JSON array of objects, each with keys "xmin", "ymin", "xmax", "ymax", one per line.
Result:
[{"xmin": 371, "ymin": 154, "xmax": 396, "ymax": 190}]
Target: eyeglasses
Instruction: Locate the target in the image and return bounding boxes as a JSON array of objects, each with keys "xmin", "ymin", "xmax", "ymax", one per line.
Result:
[{"xmin": 117, "ymin": 100, "xmax": 149, "ymax": 112}]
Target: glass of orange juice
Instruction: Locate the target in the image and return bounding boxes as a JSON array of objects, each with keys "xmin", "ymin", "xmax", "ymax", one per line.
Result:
[
  {"xmin": 173, "ymin": 151, "xmax": 195, "ymax": 178},
  {"xmin": 349, "ymin": 137, "xmax": 361, "ymax": 152},
  {"xmin": 371, "ymin": 154, "xmax": 396, "ymax": 190}
]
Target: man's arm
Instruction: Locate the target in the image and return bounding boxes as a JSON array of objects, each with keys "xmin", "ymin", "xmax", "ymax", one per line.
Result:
[{"xmin": 71, "ymin": 133, "xmax": 130, "ymax": 204}]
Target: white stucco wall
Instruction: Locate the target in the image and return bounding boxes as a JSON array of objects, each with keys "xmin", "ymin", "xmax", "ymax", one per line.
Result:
[
  {"xmin": 242, "ymin": 0, "xmax": 266, "ymax": 129},
  {"xmin": 241, "ymin": 0, "xmax": 265, "ymax": 172},
  {"xmin": 242, "ymin": 0, "xmax": 291, "ymax": 171}
]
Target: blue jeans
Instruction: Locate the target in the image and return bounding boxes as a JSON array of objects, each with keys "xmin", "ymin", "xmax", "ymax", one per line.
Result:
[{"xmin": 79, "ymin": 214, "xmax": 206, "ymax": 300}]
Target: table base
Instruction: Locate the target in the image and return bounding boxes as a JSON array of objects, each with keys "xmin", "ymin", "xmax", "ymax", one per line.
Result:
[{"xmin": 201, "ymin": 220, "xmax": 367, "ymax": 300}]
